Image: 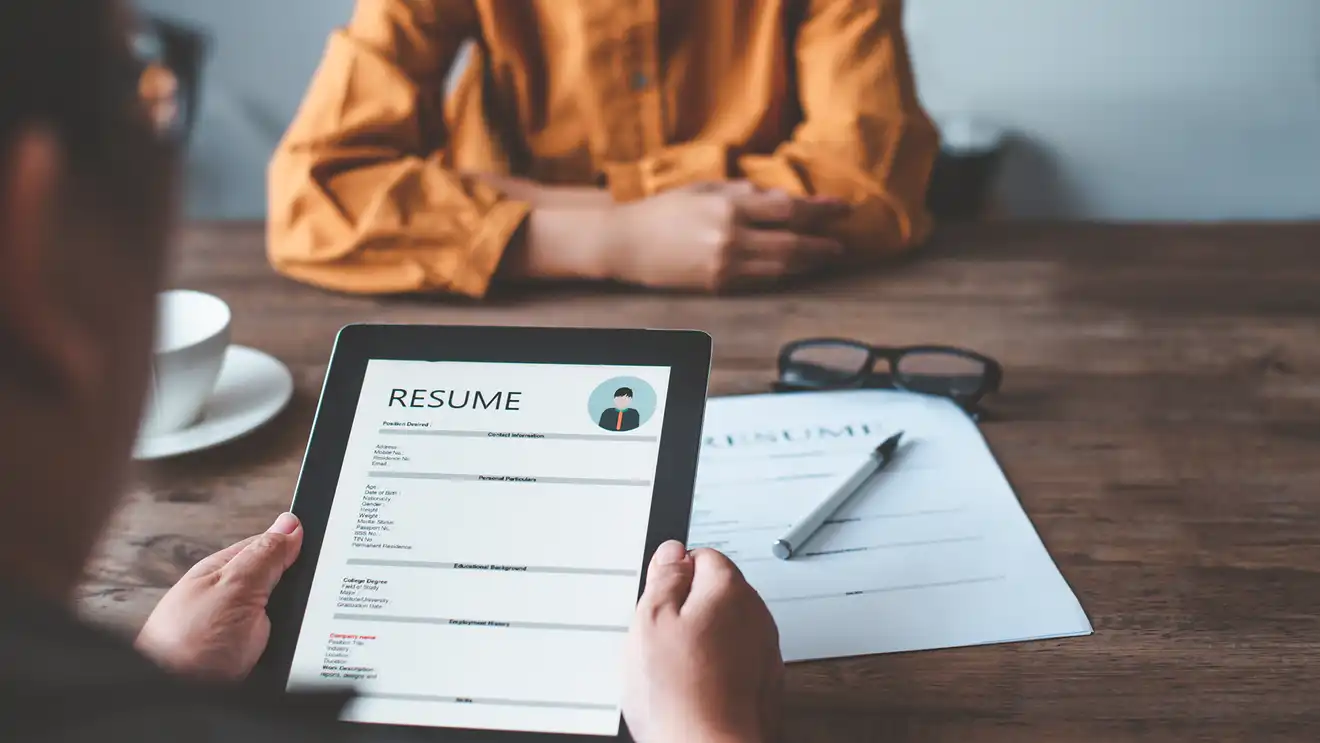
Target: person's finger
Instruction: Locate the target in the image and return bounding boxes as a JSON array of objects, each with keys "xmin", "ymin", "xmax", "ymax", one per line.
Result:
[
  {"xmin": 758, "ymin": 615, "xmax": 787, "ymax": 741},
  {"xmin": 731, "ymin": 258, "xmax": 791, "ymax": 283},
  {"xmin": 724, "ymin": 248, "xmax": 841, "ymax": 292},
  {"xmin": 735, "ymin": 228, "xmax": 843, "ymax": 261},
  {"xmin": 787, "ymin": 194, "xmax": 851, "ymax": 231},
  {"xmin": 784, "ymin": 237, "xmax": 844, "ymax": 274},
  {"xmin": 759, "ymin": 657, "xmax": 787, "ymax": 743},
  {"xmin": 735, "ymin": 189, "xmax": 795, "ymax": 225},
  {"xmin": 736, "ymin": 191, "xmax": 849, "ymax": 229},
  {"xmin": 636, "ymin": 540, "xmax": 695, "ymax": 618},
  {"xmin": 218, "ymin": 514, "xmax": 304, "ymax": 597},
  {"xmin": 722, "ymin": 179, "xmax": 759, "ymax": 197},
  {"xmin": 185, "ymin": 512, "xmax": 303, "ymax": 578},
  {"xmin": 681, "ymin": 548, "xmax": 747, "ymax": 615},
  {"xmin": 688, "ymin": 180, "xmax": 755, "ymax": 196},
  {"xmin": 183, "ymin": 534, "xmax": 264, "ymax": 578}
]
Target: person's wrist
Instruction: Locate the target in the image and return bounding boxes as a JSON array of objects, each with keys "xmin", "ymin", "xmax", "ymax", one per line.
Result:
[
  {"xmin": 545, "ymin": 200, "xmax": 624, "ymax": 282},
  {"xmin": 597, "ymin": 199, "xmax": 639, "ymax": 283},
  {"xmin": 513, "ymin": 197, "xmax": 622, "ymax": 282}
]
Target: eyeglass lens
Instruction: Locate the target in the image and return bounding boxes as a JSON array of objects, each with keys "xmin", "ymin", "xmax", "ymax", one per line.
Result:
[
  {"xmin": 894, "ymin": 351, "xmax": 988, "ymax": 397},
  {"xmin": 784, "ymin": 342, "xmax": 871, "ymax": 387}
]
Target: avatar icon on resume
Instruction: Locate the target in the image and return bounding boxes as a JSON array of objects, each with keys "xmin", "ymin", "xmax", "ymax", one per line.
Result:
[{"xmin": 598, "ymin": 388, "xmax": 641, "ymax": 432}]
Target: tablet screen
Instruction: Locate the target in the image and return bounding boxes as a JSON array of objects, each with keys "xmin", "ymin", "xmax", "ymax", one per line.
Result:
[{"xmin": 287, "ymin": 359, "xmax": 672, "ymax": 736}]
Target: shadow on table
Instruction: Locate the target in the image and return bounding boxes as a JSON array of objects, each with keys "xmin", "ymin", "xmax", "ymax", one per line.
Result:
[
  {"xmin": 133, "ymin": 385, "xmax": 315, "ymax": 496},
  {"xmin": 342, "ymin": 251, "xmax": 936, "ymax": 307}
]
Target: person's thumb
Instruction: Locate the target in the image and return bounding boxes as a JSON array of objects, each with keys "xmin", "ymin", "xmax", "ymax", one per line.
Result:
[
  {"xmin": 219, "ymin": 513, "xmax": 303, "ymax": 598},
  {"xmin": 637, "ymin": 541, "xmax": 694, "ymax": 617}
]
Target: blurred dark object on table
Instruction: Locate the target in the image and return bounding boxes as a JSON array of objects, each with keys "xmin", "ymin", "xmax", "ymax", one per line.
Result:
[
  {"xmin": 927, "ymin": 118, "xmax": 1008, "ymax": 222},
  {"xmin": 132, "ymin": 15, "xmax": 207, "ymax": 144}
]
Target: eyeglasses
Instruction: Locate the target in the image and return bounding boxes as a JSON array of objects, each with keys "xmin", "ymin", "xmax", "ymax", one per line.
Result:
[{"xmin": 775, "ymin": 338, "xmax": 1003, "ymax": 409}]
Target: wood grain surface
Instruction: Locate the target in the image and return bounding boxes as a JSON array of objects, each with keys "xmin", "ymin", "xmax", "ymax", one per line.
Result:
[{"xmin": 79, "ymin": 222, "xmax": 1320, "ymax": 742}]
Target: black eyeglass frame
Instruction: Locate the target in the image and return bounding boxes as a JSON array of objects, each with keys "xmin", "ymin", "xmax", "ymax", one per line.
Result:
[{"xmin": 774, "ymin": 338, "xmax": 1004, "ymax": 409}]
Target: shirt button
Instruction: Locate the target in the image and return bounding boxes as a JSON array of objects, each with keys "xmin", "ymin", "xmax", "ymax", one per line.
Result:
[{"xmin": 631, "ymin": 72, "xmax": 649, "ymax": 90}]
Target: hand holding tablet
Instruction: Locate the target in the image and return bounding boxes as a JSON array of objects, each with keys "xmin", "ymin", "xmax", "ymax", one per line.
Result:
[
  {"xmin": 261, "ymin": 325, "xmax": 713, "ymax": 741},
  {"xmin": 625, "ymin": 543, "xmax": 783, "ymax": 743}
]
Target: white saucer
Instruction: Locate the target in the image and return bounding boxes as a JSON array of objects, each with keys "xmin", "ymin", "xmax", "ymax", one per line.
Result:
[{"xmin": 134, "ymin": 345, "xmax": 294, "ymax": 461}]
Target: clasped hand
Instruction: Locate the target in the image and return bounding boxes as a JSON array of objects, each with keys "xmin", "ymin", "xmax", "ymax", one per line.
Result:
[
  {"xmin": 607, "ymin": 180, "xmax": 849, "ymax": 292},
  {"xmin": 136, "ymin": 516, "xmax": 784, "ymax": 743},
  {"xmin": 492, "ymin": 174, "xmax": 850, "ymax": 295}
]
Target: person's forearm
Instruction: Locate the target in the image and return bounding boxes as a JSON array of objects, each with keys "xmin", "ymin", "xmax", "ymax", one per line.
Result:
[
  {"xmin": 500, "ymin": 199, "xmax": 621, "ymax": 281},
  {"xmin": 471, "ymin": 173, "xmax": 623, "ymax": 282}
]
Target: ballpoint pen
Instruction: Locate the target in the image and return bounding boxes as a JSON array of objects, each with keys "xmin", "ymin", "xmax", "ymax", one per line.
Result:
[{"xmin": 771, "ymin": 431, "xmax": 905, "ymax": 560}]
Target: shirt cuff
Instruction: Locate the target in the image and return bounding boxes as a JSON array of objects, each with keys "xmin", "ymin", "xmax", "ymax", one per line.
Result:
[
  {"xmin": 444, "ymin": 198, "xmax": 531, "ymax": 298},
  {"xmin": 744, "ymin": 144, "xmax": 921, "ymax": 245}
]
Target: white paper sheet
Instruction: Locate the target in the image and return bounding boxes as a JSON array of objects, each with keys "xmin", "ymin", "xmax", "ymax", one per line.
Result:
[{"xmin": 690, "ymin": 390, "xmax": 1092, "ymax": 662}]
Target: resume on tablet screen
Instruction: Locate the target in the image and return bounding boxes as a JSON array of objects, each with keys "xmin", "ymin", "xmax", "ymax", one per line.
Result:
[{"xmin": 287, "ymin": 360, "xmax": 672, "ymax": 735}]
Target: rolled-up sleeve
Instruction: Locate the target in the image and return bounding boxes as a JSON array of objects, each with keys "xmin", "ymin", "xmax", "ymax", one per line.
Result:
[
  {"xmin": 739, "ymin": 0, "xmax": 939, "ymax": 257},
  {"xmin": 267, "ymin": 0, "xmax": 528, "ymax": 297}
]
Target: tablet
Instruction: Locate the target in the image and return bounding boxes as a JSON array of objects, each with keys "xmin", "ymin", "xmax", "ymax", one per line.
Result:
[{"xmin": 261, "ymin": 324, "xmax": 711, "ymax": 741}]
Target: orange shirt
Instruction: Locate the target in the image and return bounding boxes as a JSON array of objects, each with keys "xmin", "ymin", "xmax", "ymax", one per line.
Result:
[{"xmin": 268, "ymin": 0, "xmax": 939, "ymax": 297}]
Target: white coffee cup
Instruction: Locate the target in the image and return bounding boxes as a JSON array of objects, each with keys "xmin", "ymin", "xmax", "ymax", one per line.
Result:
[{"xmin": 140, "ymin": 290, "xmax": 232, "ymax": 436}]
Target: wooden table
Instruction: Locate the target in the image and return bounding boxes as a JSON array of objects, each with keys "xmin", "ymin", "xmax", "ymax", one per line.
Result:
[{"xmin": 81, "ymin": 222, "xmax": 1320, "ymax": 742}]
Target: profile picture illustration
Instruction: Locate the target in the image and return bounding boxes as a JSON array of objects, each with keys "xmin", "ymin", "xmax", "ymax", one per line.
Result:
[{"xmin": 589, "ymin": 377, "xmax": 657, "ymax": 433}]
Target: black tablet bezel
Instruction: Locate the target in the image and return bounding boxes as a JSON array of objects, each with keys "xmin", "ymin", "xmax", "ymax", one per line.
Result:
[{"xmin": 258, "ymin": 324, "xmax": 712, "ymax": 743}]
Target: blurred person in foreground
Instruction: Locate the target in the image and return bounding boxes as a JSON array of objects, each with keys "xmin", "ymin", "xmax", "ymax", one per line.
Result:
[
  {"xmin": 268, "ymin": 0, "xmax": 938, "ymax": 297},
  {"xmin": 0, "ymin": 2, "xmax": 783, "ymax": 741}
]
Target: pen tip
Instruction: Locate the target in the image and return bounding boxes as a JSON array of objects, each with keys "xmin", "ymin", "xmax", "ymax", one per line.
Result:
[{"xmin": 877, "ymin": 431, "xmax": 904, "ymax": 455}]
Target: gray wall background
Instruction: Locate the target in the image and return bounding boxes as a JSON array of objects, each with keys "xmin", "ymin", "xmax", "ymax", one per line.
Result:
[{"xmin": 140, "ymin": 0, "xmax": 1320, "ymax": 222}]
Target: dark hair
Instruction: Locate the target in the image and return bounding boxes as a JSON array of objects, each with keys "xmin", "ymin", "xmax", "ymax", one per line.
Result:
[
  {"xmin": 0, "ymin": 1, "xmax": 150, "ymax": 183},
  {"xmin": 614, "ymin": 387, "xmax": 634, "ymax": 398},
  {"xmin": 0, "ymin": 2, "xmax": 171, "ymax": 391}
]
